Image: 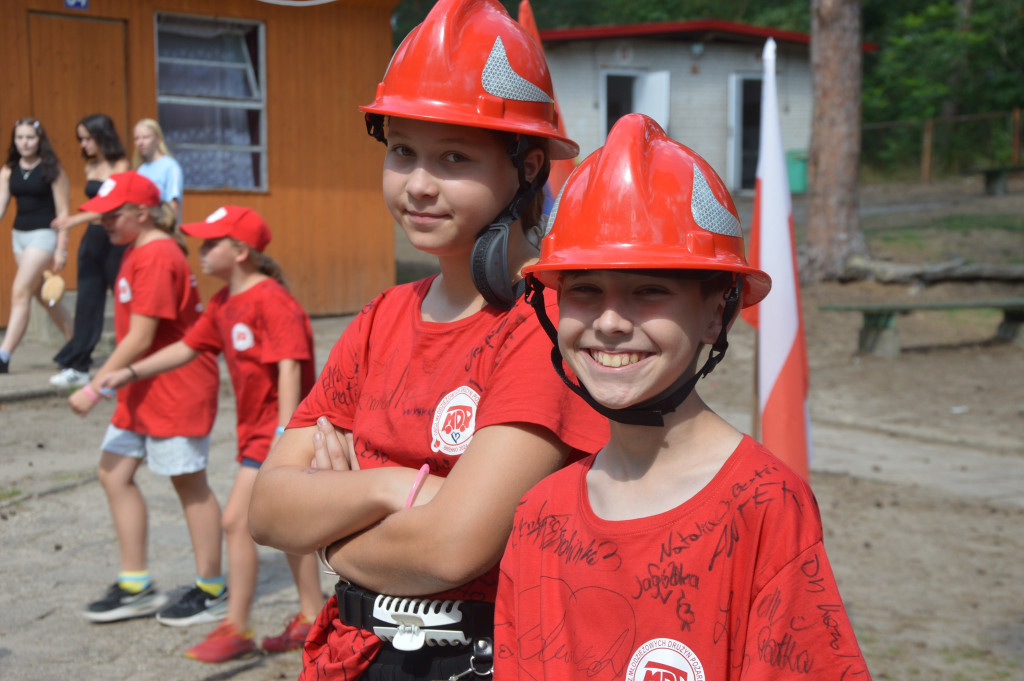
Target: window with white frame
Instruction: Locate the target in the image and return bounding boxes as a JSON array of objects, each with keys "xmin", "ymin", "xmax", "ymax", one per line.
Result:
[{"xmin": 155, "ymin": 14, "xmax": 266, "ymax": 190}]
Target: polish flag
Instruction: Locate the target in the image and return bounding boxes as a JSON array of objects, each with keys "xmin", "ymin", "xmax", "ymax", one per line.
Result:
[
  {"xmin": 740, "ymin": 38, "xmax": 812, "ymax": 480},
  {"xmin": 517, "ymin": 0, "xmax": 575, "ymax": 197}
]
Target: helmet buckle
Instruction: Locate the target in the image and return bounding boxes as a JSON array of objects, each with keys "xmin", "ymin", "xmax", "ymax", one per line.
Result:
[
  {"xmin": 686, "ymin": 231, "xmax": 716, "ymax": 257},
  {"xmin": 477, "ymin": 94, "xmax": 505, "ymax": 118}
]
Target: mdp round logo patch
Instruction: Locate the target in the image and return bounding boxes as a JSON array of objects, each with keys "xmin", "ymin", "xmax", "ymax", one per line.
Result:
[
  {"xmin": 117, "ymin": 277, "xmax": 132, "ymax": 303},
  {"xmin": 625, "ymin": 638, "xmax": 705, "ymax": 681},
  {"xmin": 430, "ymin": 386, "xmax": 480, "ymax": 456},
  {"xmin": 231, "ymin": 323, "xmax": 255, "ymax": 352}
]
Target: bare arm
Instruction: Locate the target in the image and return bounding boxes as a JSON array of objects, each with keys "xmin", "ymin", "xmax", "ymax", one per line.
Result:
[
  {"xmin": 249, "ymin": 422, "xmax": 418, "ymax": 554},
  {"xmin": 69, "ymin": 313, "xmax": 160, "ymax": 416},
  {"xmin": 97, "ymin": 339, "xmax": 199, "ymax": 391},
  {"xmin": 51, "ymin": 211, "xmax": 100, "ymax": 232},
  {"xmin": 324, "ymin": 422, "xmax": 570, "ymax": 596},
  {"xmin": 50, "ymin": 168, "xmax": 71, "ymax": 271},
  {"xmin": 0, "ymin": 166, "xmax": 11, "ymax": 223},
  {"xmin": 51, "ymin": 167, "xmax": 70, "ymax": 220},
  {"xmin": 273, "ymin": 359, "xmax": 302, "ymax": 449}
]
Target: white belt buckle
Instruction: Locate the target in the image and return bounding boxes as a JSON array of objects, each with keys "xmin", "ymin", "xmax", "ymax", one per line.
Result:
[{"xmin": 371, "ymin": 595, "xmax": 470, "ymax": 650}]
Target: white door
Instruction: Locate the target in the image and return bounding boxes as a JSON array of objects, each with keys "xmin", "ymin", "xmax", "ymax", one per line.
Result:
[{"xmin": 601, "ymin": 69, "xmax": 671, "ymax": 139}]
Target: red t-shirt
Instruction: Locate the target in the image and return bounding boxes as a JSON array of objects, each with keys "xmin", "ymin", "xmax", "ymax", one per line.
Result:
[
  {"xmin": 183, "ymin": 278, "xmax": 315, "ymax": 462},
  {"xmin": 111, "ymin": 238, "xmax": 218, "ymax": 438},
  {"xmin": 290, "ymin": 277, "xmax": 610, "ymax": 679},
  {"xmin": 494, "ymin": 436, "xmax": 873, "ymax": 681}
]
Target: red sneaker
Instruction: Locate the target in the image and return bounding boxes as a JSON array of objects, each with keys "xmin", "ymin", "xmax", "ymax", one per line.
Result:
[
  {"xmin": 261, "ymin": 613, "xmax": 313, "ymax": 653},
  {"xmin": 184, "ymin": 621, "xmax": 256, "ymax": 663}
]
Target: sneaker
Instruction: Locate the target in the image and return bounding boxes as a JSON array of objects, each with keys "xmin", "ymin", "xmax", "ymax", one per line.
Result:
[
  {"xmin": 82, "ymin": 582, "xmax": 169, "ymax": 623},
  {"xmin": 0, "ymin": 356, "xmax": 9, "ymax": 374},
  {"xmin": 184, "ymin": 621, "xmax": 256, "ymax": 663},
  {"xmin": 49, "ymin": 367, "xmax": 90, "ymax": 388},
  {"xmin": 261, "ymin": 613, "xmax": 313, "ymax": 653},
  {"xmin": 156, "ymin": 585, "xmax": 228, "ymax": 627}
]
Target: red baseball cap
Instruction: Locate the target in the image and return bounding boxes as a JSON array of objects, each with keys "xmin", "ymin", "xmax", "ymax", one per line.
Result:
[
  {"xmin": 181, "ymin": 205, "xmax": 271, "ymax": 252},
  {"xmin": 80, "ymin": 171, "xmax": 161, "ymax": 213}
]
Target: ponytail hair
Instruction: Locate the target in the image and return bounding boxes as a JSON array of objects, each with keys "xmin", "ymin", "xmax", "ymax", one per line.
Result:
[
  {"xmin": 246, "ymin": 248, "xmax": 287, "ymax": 288},
  {"xmin": 144, "ymin": 202, "xmax": 187, "ymax": 254}
]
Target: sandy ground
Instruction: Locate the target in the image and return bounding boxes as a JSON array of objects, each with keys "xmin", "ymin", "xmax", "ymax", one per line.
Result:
[{"xmin": 1, "ymin": 177, "xmax": 1022, "ymax": 680}]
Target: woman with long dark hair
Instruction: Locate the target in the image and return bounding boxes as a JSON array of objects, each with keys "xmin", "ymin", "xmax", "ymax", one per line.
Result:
[
  {"xmin": 0, "ymin": 116, "xmax": 73, "ymax": 374},
  {"xmin": 49, "ymin": 114, "xmax": 131, "ymax": 387}
]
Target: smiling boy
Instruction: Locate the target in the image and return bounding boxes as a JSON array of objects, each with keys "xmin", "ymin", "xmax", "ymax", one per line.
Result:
[{"xmin": 494, "ymin": 114, "xmax": 872, "ymax": 681}]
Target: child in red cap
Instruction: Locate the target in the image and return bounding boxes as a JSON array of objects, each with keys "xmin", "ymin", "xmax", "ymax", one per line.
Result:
[
  {"xmin": 69, "ymin": 171, "xmax": 225, "ymax": 628},
  {"xmin": 100, "ymin": 205, "xmax": 325, "ymax": 662}
]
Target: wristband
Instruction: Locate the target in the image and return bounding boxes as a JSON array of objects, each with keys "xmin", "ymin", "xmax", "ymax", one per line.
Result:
[
  {"xmin": 127, "ymin": 365, "xmax": 139, "ymax": 381},
  {"xmin": 81, "ymin": 384, "xmax": 101, "ymax": 404},
  {"xmin": 275, "ymin": 426, "xmax": 286, "ymax": 436},
  {"xmin": 404, "ymin": 464, "xmax": 431, "ymax": 509}
]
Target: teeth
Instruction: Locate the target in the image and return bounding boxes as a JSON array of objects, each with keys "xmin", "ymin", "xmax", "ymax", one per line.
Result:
[{"xmin": 591, "ymin": 350, "xmax": 644, "ymax": 368}]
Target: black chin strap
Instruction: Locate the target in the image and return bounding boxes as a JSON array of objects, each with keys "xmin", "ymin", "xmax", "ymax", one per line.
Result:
[
  {"xmin": 526, "ymin": 277, "xmax": 742, "ymax": 427},
  {"xmin": 471, "ymin": 136, "xmax": 549, "ymax": 310}
]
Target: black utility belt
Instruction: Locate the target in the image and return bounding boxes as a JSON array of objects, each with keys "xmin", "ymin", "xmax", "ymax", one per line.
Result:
[{"xmin": 335, "ymin": 581, "xmax": 495, "ymax": 652}]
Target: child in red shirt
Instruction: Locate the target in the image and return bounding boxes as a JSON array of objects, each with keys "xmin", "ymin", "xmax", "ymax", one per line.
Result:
[
  {"xmin": 247, "ymin": 1, "xmax": 609, "ymax": 678},
  {"xmin": 68, "ymin": 171, "xmax": 224, "ymax": 627},
  {"xmin": 100, "ymin": 205, "xmax": 325, "ymax": 662},
  {"xmin": 494, "ymin": 114, "xmax": 873, "ymax": 680}
]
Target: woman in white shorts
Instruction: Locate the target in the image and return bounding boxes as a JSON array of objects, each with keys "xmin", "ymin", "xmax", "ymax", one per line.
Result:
[{"xmin": 0, "ymin": 117, "xmax": 73, "ymax": 373}]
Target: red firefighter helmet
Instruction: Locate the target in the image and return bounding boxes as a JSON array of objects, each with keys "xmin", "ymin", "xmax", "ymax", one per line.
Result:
[
  {"xmin": 524, "ymin": 113, "xmax": 771, "ymax": 307},
  {"xmin": 360, "ymin": 0, "xmax": 578, "ymax": 160}
]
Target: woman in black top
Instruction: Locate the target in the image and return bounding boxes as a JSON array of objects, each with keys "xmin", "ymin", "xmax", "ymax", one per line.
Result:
[
  {"xmin": 0, "ymin": 117, "xmax": 72, "ymax": 374},
  {"xmin": 49, "ymin": 114, "xmax": 131, "ymax": 387}
]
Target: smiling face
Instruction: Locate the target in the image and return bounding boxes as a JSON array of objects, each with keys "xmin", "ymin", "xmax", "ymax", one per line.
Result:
[
  {"xmin": 556, "ymin": 270, "xmax": 724, "ymax": 410},
  {"xmin": 14, "ymin": 125, "xmax": 40, "ymax": 160},
  {"xmin": 381, "ymin": 117, "xmax": 520, "ymax": 259}
]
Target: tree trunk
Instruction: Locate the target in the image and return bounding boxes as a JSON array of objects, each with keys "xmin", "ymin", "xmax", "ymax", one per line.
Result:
[{"xmin": 806, "ymin": 0, "xmax": 867, "ymax": 281}]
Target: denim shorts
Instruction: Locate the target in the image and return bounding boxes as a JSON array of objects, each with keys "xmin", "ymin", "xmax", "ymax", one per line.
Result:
[
  {"xmin": 100, "ymin": 424, "xmax": 211, "ymax": 476},
  {"xmin": 12, "ymin": 228, "xmax": 57, "ymax": 255}
]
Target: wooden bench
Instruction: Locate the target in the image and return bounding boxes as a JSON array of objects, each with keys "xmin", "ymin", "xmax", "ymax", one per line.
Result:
[
  {"xmin": 821, "ymin": 298, "xmax": 1024, "ymax": 358},
  {"xmin": 962, "ymin": 165, "xmax": 1024, "ymax": 196}
]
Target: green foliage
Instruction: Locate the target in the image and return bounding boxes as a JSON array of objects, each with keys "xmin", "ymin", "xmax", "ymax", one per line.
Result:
[
  {"xmin": 863, "ymin": 0, "xmax": 1024, "ymax": 123},
  {"xmin": 392, "ymin": 0, "xmax": 1024, "ymax": 173},
  {"xmin": 391, "ymin": 0, "xmax": 810, "ymax": 45}
]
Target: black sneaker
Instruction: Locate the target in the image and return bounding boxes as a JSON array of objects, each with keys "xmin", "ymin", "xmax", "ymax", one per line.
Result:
[
  {"xmin": 155, "ymin": 585, "xmax": 228, "ymax": 627},
  {"xmin": 0, "ymin": 356, "xmax": 9, "ymax": 374},
  {"xmin": 82, "ymin": 582, "xmax": 169, "ymax": 623}
]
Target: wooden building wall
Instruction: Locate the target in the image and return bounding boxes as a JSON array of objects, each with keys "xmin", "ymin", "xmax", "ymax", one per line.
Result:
[{"xmin": 0, "ymin": 0, "xmax": 399, "ymax": 325}]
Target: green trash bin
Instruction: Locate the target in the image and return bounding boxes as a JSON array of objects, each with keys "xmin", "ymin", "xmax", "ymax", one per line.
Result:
[{"xmin": 786, "ymin": 149, "xmax": 808, "ymax": 194}]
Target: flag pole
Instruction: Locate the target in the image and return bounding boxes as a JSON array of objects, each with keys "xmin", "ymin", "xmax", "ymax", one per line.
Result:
[{"xmin": 739, "ymin": 37, "xmax": 812, "ymax": 480}]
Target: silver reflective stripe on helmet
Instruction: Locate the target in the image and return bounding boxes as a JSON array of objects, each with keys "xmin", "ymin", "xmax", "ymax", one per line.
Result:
[
  {"xmin": 691, "ymin": 165, "xmax": 741, "ymax": 237},
  {"xmin": 543, "ymin": 184, "xmax": 566, "ymax": 237},
  {"xmin": 481, "ymin": 37, "xmax": 554, "ymax": 103}
]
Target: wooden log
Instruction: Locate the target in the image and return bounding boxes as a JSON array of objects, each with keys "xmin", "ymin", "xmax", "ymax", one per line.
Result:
[{"xmin": 840, "ymin": 255, "xmax": 1024, "ymax": 284}]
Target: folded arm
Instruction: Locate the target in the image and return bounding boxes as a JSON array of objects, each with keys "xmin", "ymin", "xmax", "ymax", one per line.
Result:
[
  {"xmin": 249, "ymin": 420, "xmax": 423, "ymax": 555},
  {"xmin": 324, "ymin": 422, "xmax": 569, "ymax": 596}
]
